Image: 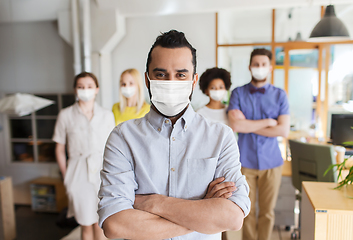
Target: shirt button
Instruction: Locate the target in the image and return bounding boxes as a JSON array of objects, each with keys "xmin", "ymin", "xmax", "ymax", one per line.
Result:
[
  {"xmin": 158, "ymin": 128, "xmax": 161, "ymax": 132},
  {"xmin": 172, "ymin": 137, "xmax": 175, "ymax": 141},
  {"xmin": 171, "ymin": 168, "xmax": 175, "ymax": 172},
  {"xmin": 185, "ymin": 125, "xmax": 188, "ymax": 129},
  {"xmin": 165, "ymin": 120, "xmax": 170, "ymax": 124}
]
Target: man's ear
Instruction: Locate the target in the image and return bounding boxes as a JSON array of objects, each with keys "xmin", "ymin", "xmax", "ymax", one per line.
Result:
[
  {"xmin": 145, "ymin": 72, "xmax": 150, "ymax": 88},
  {"xmin": 269, "ymin": 65, "xmax": 273, "ymax": 73},
  {"xmin": 192, "ymin": 73, "xmax": 199, "ymax": 90}
]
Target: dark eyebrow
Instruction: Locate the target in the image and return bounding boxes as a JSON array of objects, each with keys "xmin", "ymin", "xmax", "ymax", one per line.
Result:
[
  {"xmin": 152, "ymin": 68, "xmax": 167, "ymax": 72},
  {"xmin": 152, "ymin": 68, "xmax": 189, "ymax": 73}
]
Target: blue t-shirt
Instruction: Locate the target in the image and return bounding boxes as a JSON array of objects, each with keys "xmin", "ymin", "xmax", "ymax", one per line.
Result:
[{"xmin": 228, "ymin": 83, "xmax": 290, "ymax": 170}]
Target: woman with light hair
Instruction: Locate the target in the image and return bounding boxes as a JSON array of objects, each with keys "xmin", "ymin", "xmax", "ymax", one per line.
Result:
[
  {"xmin": 53, "ymin": 72, "xmax": 114, "ymax": 240},
  {"xmin": 112, "ymin": 68, "xmax": 150, "ymax": 125}
]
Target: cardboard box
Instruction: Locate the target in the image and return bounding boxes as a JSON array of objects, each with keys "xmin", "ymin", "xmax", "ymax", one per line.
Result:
[{"xmin": 0, "ymin": 177, "xmax": 16, "ymax": 240}]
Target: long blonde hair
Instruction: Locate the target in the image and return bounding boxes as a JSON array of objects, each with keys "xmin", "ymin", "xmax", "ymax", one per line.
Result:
[{"xmin": 119, "ymin": 68, "xmax": 145, "ymax": 113}]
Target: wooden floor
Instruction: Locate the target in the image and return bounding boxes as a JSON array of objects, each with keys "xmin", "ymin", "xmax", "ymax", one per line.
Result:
[
  {"xmin": 226, "ymin": 226, "xmax": 294, "ymax": 240},
  {"xmin": 15, "ymin": 205, "xmax": 75, "ymax": 240},
  {"xmin": 15, "ymin": 199, "xmax": 297, "ymax": 240},
  {"xmin": 61, "ymin": 226, "xmax": 295, "ymax": 240}
]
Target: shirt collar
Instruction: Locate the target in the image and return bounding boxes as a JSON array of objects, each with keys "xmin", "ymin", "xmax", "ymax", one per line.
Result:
[
  {"xmin": 146, "ymin": 105, "xmax": 196, "ymax": 133},
  {"xmin": 248, "ymin": 82, "xmax": 270, "ymax": 91}
]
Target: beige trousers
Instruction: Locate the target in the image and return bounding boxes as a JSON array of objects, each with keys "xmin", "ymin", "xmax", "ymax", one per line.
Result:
[{"xmin": 241, "ymin": 165, "xmax": 283, "ymax": 240}]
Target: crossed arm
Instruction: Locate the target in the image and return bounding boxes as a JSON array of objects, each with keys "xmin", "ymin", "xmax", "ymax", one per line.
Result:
[
  {"xmin": 102, "ymin": 178, "xmax": 244, "ymax": 240},
  {"xmin": 228, "ymin": 109, "xmax": 290, "ymax": 138}
]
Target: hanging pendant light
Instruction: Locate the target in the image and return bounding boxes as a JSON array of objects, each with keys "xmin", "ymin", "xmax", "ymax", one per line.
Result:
[
  {"xmin": 308, "ymin": 5, "xmax": 350, "ymax": 42},
  {"xmin": 295, "ymin": 32, "xmax": 303, "ymax": 41}
]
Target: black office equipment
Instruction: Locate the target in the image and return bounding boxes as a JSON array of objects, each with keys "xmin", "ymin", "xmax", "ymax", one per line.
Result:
[{"xmin": 330, "ymin": 114, "xmax": 353, "ymax": 148}]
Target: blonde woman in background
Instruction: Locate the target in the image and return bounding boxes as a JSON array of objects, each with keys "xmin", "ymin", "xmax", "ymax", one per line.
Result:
[{"xmin": 112, "ymin": 68, "xmax": 150, "ymax": 125}]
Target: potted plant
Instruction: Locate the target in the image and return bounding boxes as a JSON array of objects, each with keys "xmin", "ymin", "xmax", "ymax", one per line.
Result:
[{"xmin": 325, "ymin": 140, "xmax": 353, "ymax": 198}]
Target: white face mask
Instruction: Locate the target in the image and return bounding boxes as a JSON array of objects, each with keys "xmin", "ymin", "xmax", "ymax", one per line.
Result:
[
  {"xmin": 209, "ymin": 90, "xmax": 227, "ymax": 102},
  {"xmin": 251, "ymin": 67, "xmax": 270, "ymax": 81},
  {"xmin": 148, "ymin": 75, "xmax": 193, "ymax": 117},
  {"xmin": 121, "ymin": 86, "xmax": 136, "ymax": 98},
  {"xmin": 77, "ymin": 89, "xmax": 96, "ymax": 102}
]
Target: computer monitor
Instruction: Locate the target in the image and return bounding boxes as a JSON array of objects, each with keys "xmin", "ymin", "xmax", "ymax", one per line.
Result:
[{"xmin": 330, "ymin": 114, "xmax": 353, "ymax": 148}]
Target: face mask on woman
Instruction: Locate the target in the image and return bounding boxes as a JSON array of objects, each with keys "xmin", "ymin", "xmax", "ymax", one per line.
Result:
[
  {"xmin": 77, "ymin": 89, "xmax": 96, "ymax": 102},
  {"xmin": 209, "ymin": 90, "xmax": 227, "ymax": 102},
  {"xmin": 148, "ymin": 75, "xmax": 193, "ymax": 117},
  {"xmin": 121, "ymin": 86, "xmax": 136, "ymax": 98}
]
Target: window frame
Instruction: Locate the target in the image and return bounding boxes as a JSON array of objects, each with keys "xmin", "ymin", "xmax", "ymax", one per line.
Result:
[{"xmin": 4, "ymin": 93, "xmax": 75, "ymax": 165}]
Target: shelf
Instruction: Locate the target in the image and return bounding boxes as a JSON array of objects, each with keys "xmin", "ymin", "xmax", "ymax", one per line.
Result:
[{"xmin": 30, "ymin": 177, "xmax": 67, "ymax": 213}]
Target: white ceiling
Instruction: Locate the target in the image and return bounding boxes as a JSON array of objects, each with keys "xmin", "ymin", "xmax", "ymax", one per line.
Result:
[
  {"xmin": 0, "ymin": 0, "xmax": 70, "ymax": 23},
  {"xmin": 1, "ymin": 0, "xmax": 353, "ymax": 23}
]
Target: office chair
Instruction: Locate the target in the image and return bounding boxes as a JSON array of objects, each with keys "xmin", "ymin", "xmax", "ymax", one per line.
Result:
[{"xmin": 288, "ymin": 139, "xmax": 337, "ymax": 239}]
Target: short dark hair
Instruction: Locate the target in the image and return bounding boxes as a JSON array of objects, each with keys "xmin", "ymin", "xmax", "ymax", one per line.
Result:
[
  {"xmin": 249, "ymin": 48, "xmax": 272, "ymax": 65},
  {"xmin": 73, "ymin": 72, "xmax": 99, "ymax": 88},
  {"xmin": 199, "ymin": 67, "xmax": 231, "ymax": 94},
  {"xmin": 146, "ymin": 30, "xmax": 197, "ymax": 75}
]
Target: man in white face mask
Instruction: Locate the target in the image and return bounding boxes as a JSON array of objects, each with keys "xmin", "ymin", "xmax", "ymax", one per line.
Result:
[
  {"xmin": 98, "ymin": 30, "xmax": 250, "ymax": 240},
  {"xmin": 228, "ymin": 48, "xmax": 290, "ymax": 240}
]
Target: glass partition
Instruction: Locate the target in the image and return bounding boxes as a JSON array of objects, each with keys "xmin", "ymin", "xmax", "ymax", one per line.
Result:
[
  {"xmin": 288, "ymin": 49, "xmax": 318, "ymax": 132},
  {"xmin": 328, "ymin": 44, "xmax": 353, "ymax": 107}
]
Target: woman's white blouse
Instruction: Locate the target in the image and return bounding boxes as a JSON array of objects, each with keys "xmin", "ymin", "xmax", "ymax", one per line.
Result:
[
  {"xmin": 53, "ymin": 102, "xmax": 114, "ymax": 160},
  {"xmin": 196, "ymin": 106, "xmax": 229, "ymax": 126}
]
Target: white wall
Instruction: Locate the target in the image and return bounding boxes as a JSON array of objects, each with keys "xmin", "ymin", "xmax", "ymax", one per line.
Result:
[
  {"xmin": 0, "ymin": 21, "xmax": 74, "ymax": 93},
  {"xmin": 0, "ymin": 13, "xmax": 217, "ymax": 204},
  {"xmin": 0, "ymin": 20, "xmax": 74, "ymax": 204},
  {"xmin": 111, "ymin": 12, "xmax": 215, "ymax": 111}
]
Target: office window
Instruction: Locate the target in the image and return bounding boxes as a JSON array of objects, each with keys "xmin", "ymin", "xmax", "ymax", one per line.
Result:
[
  {"xmin": 9, "ymin": 93, "xmax": 75, "ymax": 163},
  {"xmin": 328, "ymin": 44, "xmax": 353, "ymax": 107}
]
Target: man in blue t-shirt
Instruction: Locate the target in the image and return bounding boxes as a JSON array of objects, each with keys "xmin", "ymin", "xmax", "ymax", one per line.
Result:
[{"xmin": 228, "ymin": 48, "xmax": 290, "ymax": 240}]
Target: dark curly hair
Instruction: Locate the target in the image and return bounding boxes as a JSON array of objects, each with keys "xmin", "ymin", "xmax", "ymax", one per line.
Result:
[
  {"xmin": 146, "ymin": 30, "xmax": 197, "ymax": 76},
  {"xmin": 199, "ymin": 67, "xmax": 231, "ymax": 94}
]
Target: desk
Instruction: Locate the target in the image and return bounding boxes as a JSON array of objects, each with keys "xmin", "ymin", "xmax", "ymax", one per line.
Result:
[
  {"xmin": 282, "ymin": 160, "xmax": 292, "ymax": 177},
  {"xmin": 301, "ymin": 181, "xmax": 353, "ymax": 240},
  {"xmin": 288, "ymin": 132, "xmax": 353, "ymax": 165}
]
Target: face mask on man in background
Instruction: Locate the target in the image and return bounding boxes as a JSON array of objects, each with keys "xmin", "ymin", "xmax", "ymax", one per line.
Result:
[{"xmin": 250, "ymin": 67, "xmax": 270, "ymax": 81}]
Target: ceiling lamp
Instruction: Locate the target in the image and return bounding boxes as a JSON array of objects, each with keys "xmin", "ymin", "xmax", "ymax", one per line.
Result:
[
  {"xmin": 295, "ymin": 32, "xmax": 303, "ymax": 41},
  {"xmin": 308, "ymin": 5, "xmax": 350, "ymax": 42}
]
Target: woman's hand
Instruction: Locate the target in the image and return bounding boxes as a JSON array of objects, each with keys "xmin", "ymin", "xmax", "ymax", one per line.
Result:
[{"xmin": 55, "ymin": 143, "xmax": 67, "ymax": 179}]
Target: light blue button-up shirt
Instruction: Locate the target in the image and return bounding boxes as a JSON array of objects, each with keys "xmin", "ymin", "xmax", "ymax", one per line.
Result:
[{"xmin": 98, "ymin": 106, "xmax": 250, "ymax": 240}]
